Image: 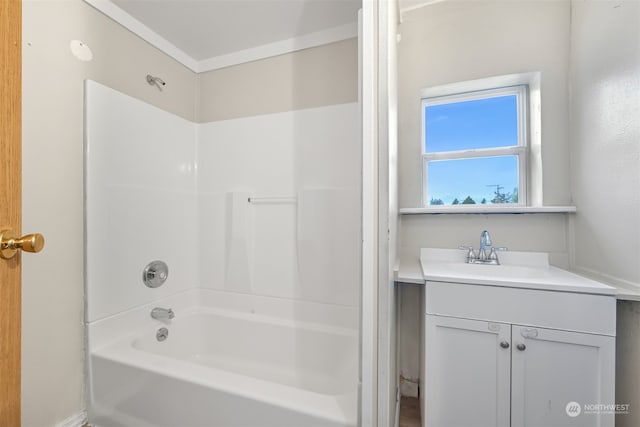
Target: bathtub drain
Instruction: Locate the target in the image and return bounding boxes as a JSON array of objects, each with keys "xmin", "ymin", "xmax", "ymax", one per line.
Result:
[{"xmin": 156, "ymin": 327, "xmax": 169, "ymax": 342}]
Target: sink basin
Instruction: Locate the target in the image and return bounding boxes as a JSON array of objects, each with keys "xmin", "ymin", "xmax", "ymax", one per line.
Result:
[
  {"xmin": 448, "ymin": 262, "xmax": 549, "ymax": 278},
  {"xmin": 420, "ymin": 248, "xmax": 616, "ymax": 295}
]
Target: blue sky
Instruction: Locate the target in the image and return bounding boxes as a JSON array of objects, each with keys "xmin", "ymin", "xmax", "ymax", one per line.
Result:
[{"xmin": 424, "ymin": 95, "xmax": 519, "ymax": 204}]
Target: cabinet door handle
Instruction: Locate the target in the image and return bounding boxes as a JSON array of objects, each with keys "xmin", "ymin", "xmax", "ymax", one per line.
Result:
[
  {"xmin": 500, "ymin": 341, "xmax": 510, "ymax": 349},
  {"xmin": 516, "ymin": 343, "xmax": 526, "ymax": 351}
]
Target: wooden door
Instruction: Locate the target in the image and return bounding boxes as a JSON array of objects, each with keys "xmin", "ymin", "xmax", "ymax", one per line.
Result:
[
  {"xmin": 1, "ymin": 0, "xmax": 22, "ymax": 425},
  {"xmin": 511, "ymin": 325, "xmax": 615, "ymax": 427},
  {"xmin": 424, "ymin": 315, "xmax": 511, "ymax": 427}
]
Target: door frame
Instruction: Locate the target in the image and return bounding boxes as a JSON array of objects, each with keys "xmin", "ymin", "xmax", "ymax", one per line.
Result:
[{"xmin": 0, "ymin": 0, "xmax": 23, "ymax": 425}]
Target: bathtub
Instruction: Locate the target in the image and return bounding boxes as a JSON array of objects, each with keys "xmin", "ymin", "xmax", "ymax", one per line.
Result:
[{"xmin": 87, "ymin": 289, "xmax": 358, "ymax": 427}]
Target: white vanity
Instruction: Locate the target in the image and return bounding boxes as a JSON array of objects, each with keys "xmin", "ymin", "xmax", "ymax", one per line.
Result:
[{"xmin": 419, "ymin": 248, "xmax": 616, "ymax": 427}]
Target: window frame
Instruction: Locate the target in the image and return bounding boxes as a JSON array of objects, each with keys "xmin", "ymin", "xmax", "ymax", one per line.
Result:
[{"xmin": 421, "ymin": 84, "xmax": 529, "ymax": 207}]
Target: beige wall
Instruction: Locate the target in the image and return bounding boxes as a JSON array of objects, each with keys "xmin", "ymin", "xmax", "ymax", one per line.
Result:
[
  {"xmin": 398, "ymin": 0, "xmax": 571, "ymax": 210},
  {"xmin": 197, "ymin": 38, "xmax": 358, "ymax": 122},
  {"xmin": 567, "ymin": 2, "xmax": 640, "ymax": 425},
  {"xmin": 397, "ymin": 0, "xmax": 572, "ymax": 263},
  {"xmin": 22, "ymin": 1, "xmax": 197, "ymax": 425}
]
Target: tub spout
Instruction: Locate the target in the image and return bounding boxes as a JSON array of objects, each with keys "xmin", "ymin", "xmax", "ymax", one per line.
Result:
[{"xmin": 151, "ymin": 307, "xmax": 174, "ymax": 320}]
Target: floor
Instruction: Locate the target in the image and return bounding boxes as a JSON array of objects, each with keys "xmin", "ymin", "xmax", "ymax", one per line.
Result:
[{"xmin": 399, "ymin": 396, "xmax": 421, "ymax": 427}]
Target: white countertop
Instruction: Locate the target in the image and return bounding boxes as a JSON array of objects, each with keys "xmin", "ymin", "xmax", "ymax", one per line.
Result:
[
  {"xmin": 393, "ymin": 257, "xmax": 424, "ymax": 285},
  {"xmin": 394, "ymin": 248, "xmax": 640, "ymax": 300}
]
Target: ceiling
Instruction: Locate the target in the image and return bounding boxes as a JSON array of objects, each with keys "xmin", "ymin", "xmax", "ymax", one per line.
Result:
[{"xmin": 86, "ymin": 0, "xmax": 361, "ymax": 73}]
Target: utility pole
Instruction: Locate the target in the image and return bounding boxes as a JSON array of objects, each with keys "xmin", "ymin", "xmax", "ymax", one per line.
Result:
[{"xmin": 486, "ymin": 184, "xmax": 504, "ymax": 197}]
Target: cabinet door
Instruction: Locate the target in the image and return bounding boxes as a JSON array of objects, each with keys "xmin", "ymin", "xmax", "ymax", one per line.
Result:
[
  {"xmin": 424, "ymin": 315, "xmax": 511, "ymax": 427},
  {"xmin": 511, "ymin": 325, "xmax": 615, "ymax": 427}
]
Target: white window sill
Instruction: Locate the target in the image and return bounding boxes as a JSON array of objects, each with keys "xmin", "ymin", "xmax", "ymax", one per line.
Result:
[{"xmin": 399, "ymin": 206, "xmax": 577, "ymax": 215}]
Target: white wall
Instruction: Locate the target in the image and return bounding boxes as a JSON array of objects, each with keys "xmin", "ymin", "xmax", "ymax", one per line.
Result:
[
  {"xmin": 567, "ymin": 2, "xmax": 640, "ymax": 425},
  {"xmin": 197, "ymin": 103, "xmax": 361, "ymax": 307},
  {"xmin": 22, "ymin": 1, "xmax": 197, "ymax": 425},
  {"xmin": 569, "ymin": 0, "xmax": 640, "ymax": 290},
  {"xmin": 84, "ymin": 80, "xmax": 198, "ymax": 322}
]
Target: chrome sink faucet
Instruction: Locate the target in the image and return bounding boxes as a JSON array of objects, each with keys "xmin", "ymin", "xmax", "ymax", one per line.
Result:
[
  {"xmin": 459, "ymin": 230, "xmax": 507, "ymax": 265},
  {"xmin": 151, "ymin": 307, "xmax": 174, "ymax": 320},
  {"xmin": 478, "ymin": 230, "xmax": 492, "ymax": 261}
]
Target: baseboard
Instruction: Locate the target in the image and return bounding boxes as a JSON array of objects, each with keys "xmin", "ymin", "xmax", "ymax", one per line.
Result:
[
  {"xmin": 55, "ymin": 410, "xmax": 87, "ymax": 427},
  {"xmin": 394, "ymin": 385, "xmax": 401, "ymax": 427}
]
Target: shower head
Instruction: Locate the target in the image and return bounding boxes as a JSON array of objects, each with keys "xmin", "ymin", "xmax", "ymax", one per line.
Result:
[{"xmin": 146, "ymin": 74, "xmax": 166, "ymax": 89}]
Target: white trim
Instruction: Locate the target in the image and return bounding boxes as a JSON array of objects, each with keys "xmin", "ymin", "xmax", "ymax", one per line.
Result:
[
  {"xmin": 399, "ymin": 0, "xmax": 448, "ymax": 16},
  {"xmin": 394, "ymin": 385, "xmax": 401, "ymax": 427},
  {"xmin": 83, "ymin": 0, "xmax": 357, "ymax": 73},
  {"xmin": 422, "ymin": 84, "xmax": 524, "ymax": 107},
  {"xmin": 198, "ymin": 23, "xmax": 357, "ymax": 72},
  {"xmin": 399, "ymin": 205, "xmax": 576, "ymax": 214},
  {"xmin": 527, "ymin": 72, "xmax": 543, "ymax": 206},
  {"xmin": 359, "ymin": 4, "xmax": 377, "ymax": 427},
  {"xmin": 423, "ymin": 146, "xmax": 526, "ymax": 161},
  {"xmin": 377, "ymin": 0, "xmax": 397, "ymax": 424},
  {"xmin": 420, "ymin": 72, "xmax": 541, "ymax": 99},
  {"xmin": 83, "ymin": 0, "xmax": 199, "ymax": 71},
  {"xmin": 55, "ymin": 410, "xmax": 87, "ymax": 427}
]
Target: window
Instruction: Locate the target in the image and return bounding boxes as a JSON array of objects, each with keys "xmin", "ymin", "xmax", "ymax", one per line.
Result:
[{"xmin": 421, "ymin": 85, "xmax": 528, "ymax": 207}]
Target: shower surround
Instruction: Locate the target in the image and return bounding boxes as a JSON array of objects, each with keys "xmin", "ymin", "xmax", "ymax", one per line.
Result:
[{"xmin": 85, "ymin": 80, "xmax": 360, "ymax": 426}]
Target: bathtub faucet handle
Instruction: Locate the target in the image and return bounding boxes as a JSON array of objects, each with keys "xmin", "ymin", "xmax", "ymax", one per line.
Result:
[{"xmin": 151, "ymin": 307, "xmax": 175, "ymax": 320}]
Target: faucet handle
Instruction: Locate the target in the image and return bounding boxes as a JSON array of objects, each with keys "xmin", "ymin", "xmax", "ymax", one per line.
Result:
[
  {"xmin": 458, "ymin": 246, "xmax": 476, "ymax": 262},
  {"xmin": 488, "ymin": 247, "xmax": 509, "ymax": 261}
]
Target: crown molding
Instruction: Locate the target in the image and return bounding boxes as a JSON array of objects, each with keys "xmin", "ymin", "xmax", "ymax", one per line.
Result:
[{"xmin": 84, "ymin": 0, "xmax": 357, "ymax": 74}]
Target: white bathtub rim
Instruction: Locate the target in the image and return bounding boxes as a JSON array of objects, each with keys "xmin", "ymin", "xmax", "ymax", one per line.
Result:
[
  {"xmin": 88, "ymin": 286, "xmax": 358, "ymax": 325},
  {"xmin": 90, "ymin": 306, "xmax": 358, "ymax": 355},
  {"xmin": 89, "ymin": 287, "xmax": 358, "ymax": 352}
]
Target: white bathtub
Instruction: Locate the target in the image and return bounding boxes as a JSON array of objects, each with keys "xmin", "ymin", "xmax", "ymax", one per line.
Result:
[{"xmin": 87, "ymin": 289, "xmax": 358, "ymax": 427}]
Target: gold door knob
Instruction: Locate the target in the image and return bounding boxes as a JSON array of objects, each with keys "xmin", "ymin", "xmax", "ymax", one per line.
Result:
[{"xmin": 0, "ymin": 229, "xmax": 45, "ymax": 260}]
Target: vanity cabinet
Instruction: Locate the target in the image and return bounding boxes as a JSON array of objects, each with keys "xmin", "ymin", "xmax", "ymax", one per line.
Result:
[{"xmin": 422, "ymin": 280, "xmax": 615, "ymax": 427}]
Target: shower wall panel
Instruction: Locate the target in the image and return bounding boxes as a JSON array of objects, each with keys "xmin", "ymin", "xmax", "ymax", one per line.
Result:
[
  {"xmin": 85, "ymin": 80, "xmax": 198, "ymax": 322},
  {"xmin": 198, "ymin": 103, "xmax": 360, "ymax": 307},
  {"xmin": 86, "ymin": 81, "xmax": 360, "ymax": 321}
]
